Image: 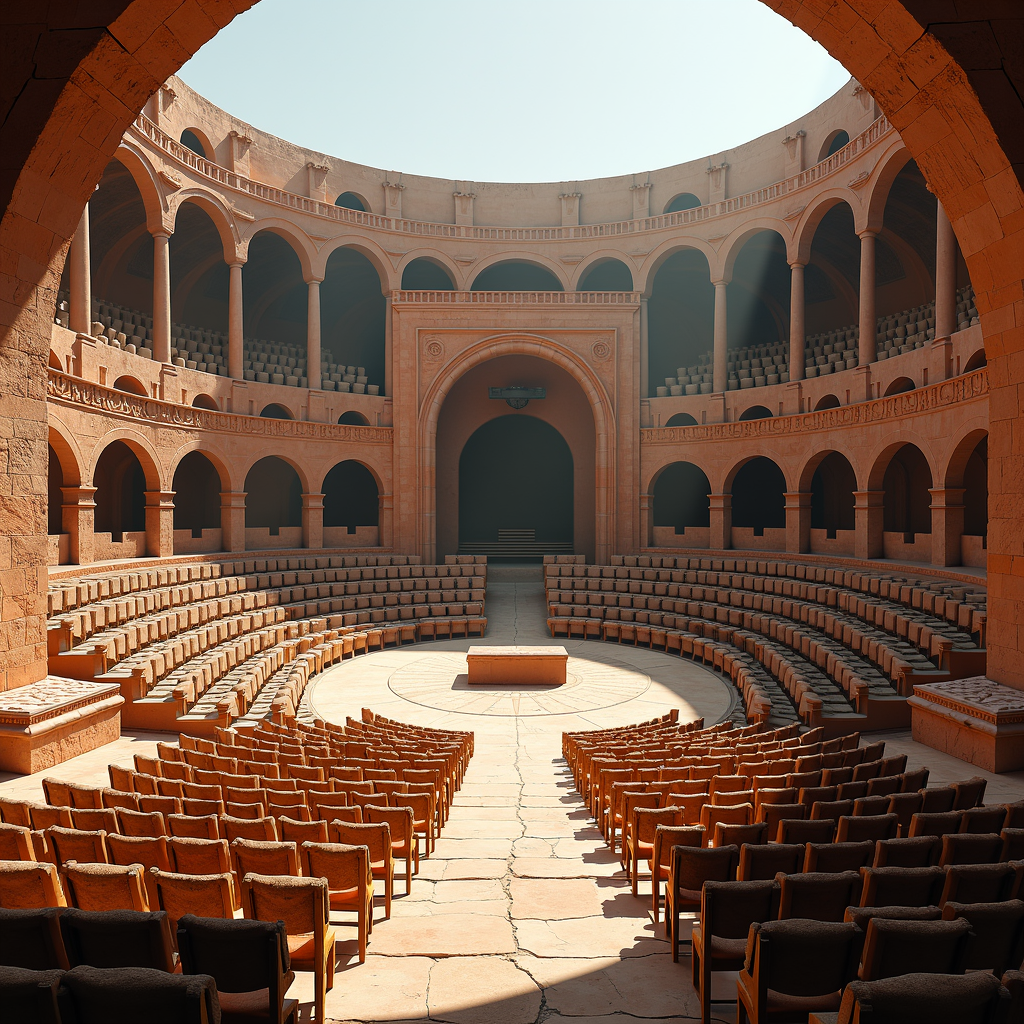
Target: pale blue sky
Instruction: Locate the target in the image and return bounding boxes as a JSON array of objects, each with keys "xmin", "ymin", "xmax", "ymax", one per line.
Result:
[{"xmin": 179, "ymin": 0, "xmax": 851, "ymax": 183}]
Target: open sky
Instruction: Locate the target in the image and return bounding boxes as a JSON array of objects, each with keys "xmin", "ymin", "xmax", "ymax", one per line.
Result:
[{"xmin": 178, "ymin": 0, "xmax": 851, "ymax": 183}]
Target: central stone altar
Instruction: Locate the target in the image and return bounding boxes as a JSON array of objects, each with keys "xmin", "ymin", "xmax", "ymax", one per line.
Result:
[{"xmin": 466, "ymin": 645, "xmax": 569, "ymax": 686}]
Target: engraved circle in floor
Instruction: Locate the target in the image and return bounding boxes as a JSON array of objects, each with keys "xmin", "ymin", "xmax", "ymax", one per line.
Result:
[{"xmin": 386, "ymin": 650, "xmax": 651, "ymax": 716}]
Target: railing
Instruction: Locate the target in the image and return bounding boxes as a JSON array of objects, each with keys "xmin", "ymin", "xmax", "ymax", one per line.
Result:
[
  {"xmin": 640, "ymin": 368, "xmax": 987, "ymax": 444},
  {"xmin": 130, "ymin": 112, "xmax": 892, "ymax": 240},
  {"xmin": 392, "ymin": 290, "xmax": 640, "ymax": 304},
  {"xmin": 46, "ymin": 371, "xmax": 393, "ymax": 443}
]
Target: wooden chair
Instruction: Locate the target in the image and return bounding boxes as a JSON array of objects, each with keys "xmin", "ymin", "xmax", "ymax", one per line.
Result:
[
  {"xmin": 220, "ymin": 815, "xmax": 279, "ymax": 843},
  {"xmin": 0, "ymin": 861, "xmax": 66, "ymax": 908},
  {"xmin": 666, "ymin": 844, "xmax": 739, "ymax": 961},
  {"xmin": 116, "ymin": 808, "xmax": 167, "ymax": 838},
  {"xmin": 0, "ymin": 822, "xmax": 35, "ymax": 861},
  {"xmin": 329, "ymin": 820, "xmax": 394, "ymax": 918},
  {"xmin": 242, "ymin": 873, "xmax": 335, "ymax": 1024},
  {"xmin": 45, "ymin": 827, "xmax": 109, "ymax": 869},
  {"xmin": 300, "ymin": 841, "xmax": 373, "ymax": 963},
  {"xmin": 279, "ymin": 816, "xmax": 329, "ymax": 845},
  {"xmin": 835, "ymin": 972, "xmax": 1009, "ymax": 1024},
  {"xmin": 627, "ymin": 806, "xmax": 682, "ymax": 892},
  {"xmin": 364, "ymin": 805, "xmax": 417, "ymax": 893},
  {"xmin": 167, "ymin": 814, "xmax": 220, "ymax": 840},
  {"xmin": 651, "ymin": 825, "xmax": 704, "ymax": 924},
  {"xmin": 61, "ymin": 860, "xmax": 149, "ymax": 912},
  {"xmin": 150, "ymin": 867, "xmax": 237, "ymax": 931},
  {"xmin": 230, "ymin": 838, "xmax": 300, "ymax": 882}
]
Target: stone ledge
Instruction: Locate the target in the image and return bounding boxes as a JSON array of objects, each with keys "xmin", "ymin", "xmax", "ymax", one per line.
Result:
[
  {"xmin": 0, "ymin": 676, "xmax": 124, "ymax": 774},
  {"xmin": 910, "ymin": 675, "xmax": 1024, "ymax": 773}
]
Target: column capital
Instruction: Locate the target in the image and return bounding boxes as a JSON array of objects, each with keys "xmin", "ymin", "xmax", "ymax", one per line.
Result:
[
  {"xmin": 304, "ymin": 274, "xmax": 324, "ymax": 286},
  {"xmin": 708, "ymin": 493, "xmax": 732, "ymax": 510},
  {"xmin": 788, "ymin": 259, "xmax": 807, "ymax": 270},
  {"xmin": 928, "ymin": 487, "xmax": 967, "ymax": 508},
  {"xmin": 853, "ymin": 490, "xmax": 885, "ymax": 508},
  {"xmin": 61, "ymin": 485, "xmax": 97, "ymax": 505},
  {"xmin": 300, "ymin": 492, "xmax": 325, "ymax": 509},
  {"xmin": 150, "ymin": 228, "xmax": 172, "ymax": 240},
  {"xmin": 784, "ymin": 491, "xmax": 814, "ymax": 508},
  {"xmin": 220, "ymin": 491, "xmax": 248, "ymax": 510},
  {"xmin": 857, "ymin": 226, "xmax": 879, "ymax": 240},
  {"xmin": 144, "ymin": 490, "xmax": 175, "ymax": 507},
  {"xmin": 228, "ymin": 258, "xmax": 246, "ymax": 270}
]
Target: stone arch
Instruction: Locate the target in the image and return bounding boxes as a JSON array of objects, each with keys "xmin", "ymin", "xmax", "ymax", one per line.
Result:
[
  {"xmin": 803, "ymin": 449, "xmax": 858, "ymax": 537},
  {"xmin": 815, "ymin": 394, "xmax": 841, "ymax": 410},
  {"xmin": 664, "ymin": 413, "xmax": 698, "ymax": 427},
  {"xmin": 168, "ymin": 441, "xmax": 234, "ymax": 492},
  {"xmin": 572, "ymin": 251, "xmax": 636, "ymax": 291},
  {"xmin": 85, "ymin": 429, "xmax": 163, "ymax": 492},
  {"xmin": 321, "ymin": 459, "xmax": 381, "ymax": 531},
  {"xmin": 818, "ymin": 129, "xmax": 851, "ymax": 163},
  {"xmin": 864, "ymin": 141, "xmax": 917, "ymax": 234},
  {"xmin": 260, "ymin": 402, "xmax": 295, "ymax": 420},
  {"xmin": 239, "ymin": 218, "xmax": 316, "ymax": 281},
  {"xmin": 964, "ymin": 349, "xmax": 987, "ymax": 372},
  {"xmin": 169, "ymin": 189, "xmax": 241, "ymax": 263},
  {"xmin": 191, "ymin": 393, "xmax": 219, "ymax": 411},
  {"xmin": 738, "ymin": 405, "xmax": 773, "ymax": 421},
  {"xmin": 649, "ymin": 460, "xmax": 712, "ymax": 535},
  {"xmin": 793, "ymin": 191, "xmax": 863, "ymax": 265},
  {"xmin": 111, "ymin": 142, "xmax": 167, "ymax": 233},
  {"xmin": 664, "ymin": 193, "xmax": 702, "ymax": 214},
  {"xmin": 944, "ymin": 427, "xmax": 989, "ymax": 490},
  {"xmin": 172, "ymin": 450, "xmax": 222, "ymax": 537},
  {"xmin": 334, "ymin": 190, "xmax": 370, "ymax": 212},
  {"xmin": 48, "ymin": 421, "xmax": 83, "ymax": 489},
  {"xmin": 112, "ymin": 375, "xmax": 147, "ymax": 396},
  {"xmin": 180, "ymin": 126, "xmax": 214, "ymax": 159},
  {"xmin": 313, "ymin": 236, "xmax": 394, "ymax": 292},
  {"xmin": 723, "ymin": 451, "xmax": 793, "ymax": 494},
  {"xmin": 337, "ymin": 411, "xmax": 370, "ymax": 425},
  {"xmin": 466, "ymin": 254, "xmax": 569, "ymax": 292},
  {"xmin": 884, "ymin": 376, "xmax": 915, "ymax": 396},
  {"xmin": 420, "ymin": 333, "xmax": 615, "ymax": 563},
  {"xmin": 243, "ymin": 455, "xmax": 303, "ymax": 533},
  {"xmin": 727, "ymin": 455, "xmax": 788, "ymax": 536},
  {"xmin": 719, "ymin": 221, "xmax": 792, "ymax": 280},
  {"xmin": 636, "ymin": 238, "xmax": 718, "ymax": 296},
  {"xmin": 240, "ymin": 450, "xmax": 310, "ymax": 497},
  {"xmin": 397, "ymin": 250, "xmax": 462, "ymax": 290}
]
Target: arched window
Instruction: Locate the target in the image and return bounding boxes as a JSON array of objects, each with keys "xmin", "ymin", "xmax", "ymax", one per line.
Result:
[
  {"xmin": 819, "ymin": 130, "xmax": 850, "ymax": 162},
  {"xmin": 884, "ymin": 376, "xmax": 915, "ymax": 397},
  {"xmin": 244, "ymin": 457, "xmax": 301, "ymax": 534},
  {"xmin": 334, "ymin": 192, "xmax": 367, "ymax": 211},
  {"xmin": 173, "ymin": 452, "xmax": 221, "ymax": 538},
  {"xmin": 338, "ymin": 411, "xmax": 369, "ymax": 426},
  {"xmin": 664, "ymin": 413, "xmax": 697, "ymax": 427},
  {"xmin": 653, "ymin": 462, "xmax": 710, "ymax": 533},
  {"xmin": 260, "ymin": 403, "xmax": 292, "ymax": 419},
  {"xmin": 323, "ymin": 461, "xmax": 379, "ymax": 532},
  {"xmin": 401, "ymin": 258, "xmax": 455, "ymax": 290},
  {"xmin": 578, "ymin": 259, "xmax": 633, "ymax": 291},
  {"xmin": 180, "ymin": 129, "xmax": 208, "ymax": 158},
  {"xmin": 731, "ymin": 458, "xmax": 786, "ymax": 537},
  {"xmin": 192, "ymin": 394, "xmax": 218, "ymax": 411},
  {"xmin": 113, "ymin": 375, "xmax": 147, "ymax": 397},
  {"xmin": 471, "ymin": 261, "xmax": 562, "ymax": 291},
  {"xmin": 664, "ymin": 193, "xmax": 701, "ymax": 214},
  {"xmin": 738, "ymin": 406, "xmax": 772, "ymax": 421},
  {"xmin": 814, "ymin": 394, "xmax": 841, "ymax": 410}
]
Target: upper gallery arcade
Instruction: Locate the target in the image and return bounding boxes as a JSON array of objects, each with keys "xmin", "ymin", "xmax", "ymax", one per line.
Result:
[{"xmin": 48, "ymin": 72, "xmax": 985, "ymax": 572}]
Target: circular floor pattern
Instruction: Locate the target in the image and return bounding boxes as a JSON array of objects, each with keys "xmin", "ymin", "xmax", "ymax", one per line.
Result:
[{"xmin": 387, "ymin": 650, "xmax": 651, "ymax": 716}]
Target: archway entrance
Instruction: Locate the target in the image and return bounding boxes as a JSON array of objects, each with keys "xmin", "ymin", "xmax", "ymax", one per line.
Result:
[{"xmin": 458, "ymin": 415, "xmax": 573, "ymax": 558}]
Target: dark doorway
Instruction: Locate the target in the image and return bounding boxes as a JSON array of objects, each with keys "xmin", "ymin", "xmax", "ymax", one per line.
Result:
[{"xmin": 458, "ymin": 415, "xmax": 573, "ymax": 556}]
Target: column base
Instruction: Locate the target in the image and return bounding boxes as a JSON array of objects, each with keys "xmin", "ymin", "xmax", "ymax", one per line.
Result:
[{"xmin": 910, "ymin": 676, "xmax": 1024, "ymax": 773}]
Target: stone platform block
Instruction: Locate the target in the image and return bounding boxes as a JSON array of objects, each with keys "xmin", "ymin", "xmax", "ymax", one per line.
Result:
[
  {"xmin": 467, "ymin": 645, "xmax": 568, "ymax": 685},
  {"xmin": 910, "ymin": 676, "xmax": 1024, "ymax": 773}
]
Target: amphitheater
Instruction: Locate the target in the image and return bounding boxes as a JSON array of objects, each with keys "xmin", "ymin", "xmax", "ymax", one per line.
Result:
[{"xmin": 0, "ymin": 5, "xmax": 1023, "ymax": 1023}]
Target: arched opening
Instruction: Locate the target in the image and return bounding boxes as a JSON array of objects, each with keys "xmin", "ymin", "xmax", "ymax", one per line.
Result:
[
  {"xmin": 578, "ymin": 259, "xmax": 633, "ymax": 291},
  {"xmin": 49, "ymin": 350, "xmax": 63, "ymax": 370},
  {"xmin": 48, "ymin": 444, "xmax": 64, "ymax": 538},
  {"xmin": 470, "ymin": 261, "xmax": 563, "ymax": 292},
  {"xmin": 172, "ymin": 451, "xmax": 221, "ymax": 550},
  {"xmin": 337, "ymin": 411, "xmax": 369, "ymax": 425},
  {"xmin": 738, "ymin": 405, "xmax": 773, "ymax": 421},
  {"xmin": 964, "ymin": 349, "xmax": 987, "ymax": 372},
  {"xmin": 334, "ymin": 192, "xmax": 367, "ymax": 212},
  {"xmin": 731, "ymin": 457, "xmax": 786, "ymax": 544},
  {"xmin": 882, "ymin": 443, "xmax": 932, "ymax": 554},
  {"xmin": 665, "ymin": 413, "xmax": 698, "ymax": 427},
  {"xmin": 457, "ymin": 415, "xmax": 573, "ymax": 559},
  {"xmin": 401, "ymin": 258, "xmax": 454, "ymax": 290},
  {"xmin": 244, "ymin": 456, "xmax": 301, "ymax": 544},
  {"xmin": 192, "ymin": 394, "xmax": 218, "ymax": 410},
  {"xmin": 815, "ymin": 394, "xmax": 841, "ymax": 410},
  {"xmin": 958, "ymin": 435, "xmax": 988, "ymax": 567},
  {"xmin": 323, "ymin": 460, "xmax": 379, "ymax": 545},
  {"xmin": 242, "ymin": 230, "xmax": 307, "ymax": 387},
  {"xmin": 818, "ymin": 130, "xmax": 850, "ymax": 161},
  {"xmin": 810, "ymin": 451, "xmax": 856, "ymax": 544},
  {"xmin": 884, "ymin": 376, "xmax": 915, "ymax": 396},
  {"xmin": 648, "ymin": 249, "xmax": 714, "ymax": 395},
  {"xmin": 435, "ymin": 353, "xmax": 596, "ymax": 561},
  {"xmin": 180, "ymin": 129, "xmax": 209, "ymax": 158},
  {"xmin": 93, "ymin": 440, "xmax": 147, "ymax": 554},
  {"xmin": 321, "ymin": 247, "xmax": 386, "ymax": 392},
  {"xmin": 260, "ymin": 403, "xmax": 292, "ymax": 419},
  {"xmin": 113, "ymin": 375, "xmax": 147, "ymax": 397},
  {"xmin": 652, "ymin": 462, "xmax": 710, "ymax": 548},
  {"xmin": 664, "ymin": 193, "xmax": 701, "ymax": 214}
]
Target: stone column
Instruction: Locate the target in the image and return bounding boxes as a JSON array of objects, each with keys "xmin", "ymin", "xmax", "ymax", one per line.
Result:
[
  {"xmin": 854, "ymin": 490, "xmax": 885, "ymax": 560},
  {"xmin": 378, "ymin": 493, "xmax": 394, "ymax": 548},
  {"xmin": 384, "ymin": 293, "xmax": 393, "ymax": 399},
  {"xmin": 69, "ymin": 203, "xmax": 92, "ymax": 335},
  {"xmin": 788, "ymin": 261, "xmax": 805, "ymax": 382},
  {"xmin": 152, "ymin": 231, "xmax": 172, "ymax": 364},
  {"xmin": 301, "ymin": 493, "xmax": 325, "ymax": 550},
  {"xmin": 61, "ymin": 486, "xmax": 97, "ymax": 565},
  {"xmin": 144, "ymin": 490, "xmax": 175, "ymax": 557},
  {"xmin": 785, "ymin": 491, "xmax": 813, "ymax": 553},
  {"xmin": 639, "ymin": 492, "xmax": 653, "ymax": 548},
  {"xmin": 930, "ymin": 487, "xmax": 966, "ymax": 566},
  {"xmin": 220, "ymin": 491, "xmax": 247, "ymax": 553},
  {"xmin": 932, "ymin": 202, "xmax": 957, "ymax": 381},
  {"xmin": 857, "ymin": 229, "xmax": 877, "ymax": 368},
  {"xmin": 639, "ymin": 297, "xmax": 649, "ymax": 399},
  {"xmin": 228, "ymin": 261, "xmax": 244, "ymax": 380},
  {"xmin": 713, "ymin": 280, "xmax": 728, "ymax": 394},
  {"xmin": 709, "ymin": 493, "xmax": 732, "ymax": 550},
  {"xmin": 306, "ymin": 278, "xmax": 322, "ymax": 391}
]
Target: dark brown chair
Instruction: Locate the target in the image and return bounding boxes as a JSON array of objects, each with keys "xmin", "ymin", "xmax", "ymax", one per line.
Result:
[
  {"xmin": 836, "ymin": 971, "xmax": 1008, "ymax": 1023},
  {"xmin": 908, "ymin": 810, "xmax": 962, "ymax": 838},
  {"xmin": 59, "ymin": 907, "xmax": 176, "ymax": 971},
  {"xmin": 919, "ymin": 787, "xmax": 956, "ymax": 813},
  {"xmin": 844, "ymin": 905, "xmax": 942, "ymax": 931},
  {"xmin": 938, "ymin": 832, "xmax": 1003, "ymax": 866},
  {"xmin": 1001, "ymin": 828, "xmax": 1024, "ymax": 862},
  {"xmin": 959, "ymin": 806, "xmax": 1008, "ymax": 835},
  {"xmin": 713, "ymin": 821, "xmax": 766, "ymax": 849},
  {"xmin": 857, "ymin": 916, "xmax": 972, "ymax": 981},
  {"xmin": 851, "ymin": 796, "xmax": 891, "ymax": 817},
  {"xmin": 900, "ymin": 768, "xmax": 929, "ymax": 792},
  {"xmin": 872, "ymin": 835, "xmax": 941, "ymax": 868},
  {"xmin": 952, "ymin": 776, "xmax": 988, "ymax": 811},
  {"xmin": 777, "ymin": 870, "xmax": 862, "ymax": 922},
  {"xmin": 835, "ymin": 814, "xmax": 898, "ymax": 844},
  {"xmin": 0, "ymin": 907, "xmax": 69, "ymax": 970},
  {"xmin": 803, "ymin": 840, "xmax": 874, "ymax": 874},
  {"xmin": 666, "ymin": 843, "xmax": 738, "ymax": 961},
  {"xmin": 939, "ymin": 863, "xmax": 1017, "ymax": 906},
  {"xmin": 858, "ymin": 865, "xmax": 946, "ymax": 907},
  {"xmin": 886, "ymin": 792, "xmax": 923, "ymax": 837},
  {"xmin": 942, "ymin": 899, "xmax": 1024, "ymax": 975},
  {"xmin": 776, "ymin": 817, "xmax": 835, "ymax": 845},
  {"xmin": 737, "ymin": 919, "xmax": 863, "ymax": 1024},
  {"xmin": 60, "ymin": 964, "xmax": 220, "ymax": 1023},
  {"xmin": 737, "ymin": 843, "xmax": 803, "ymax": 882},
  {"xmin": 693, "ymin": 880, "xmax": 778, "ymax": 1024}
]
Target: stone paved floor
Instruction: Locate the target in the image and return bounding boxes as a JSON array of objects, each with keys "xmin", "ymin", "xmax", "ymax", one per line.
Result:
[{"xmin": 4, "ymin": 564, "xmax": 1022, "ymax": 1023}]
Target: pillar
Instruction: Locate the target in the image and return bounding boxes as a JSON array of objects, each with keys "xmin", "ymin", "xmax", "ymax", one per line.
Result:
[
  {"xmin": 785, "ymin": 492, "xmax": 813, "ymax": 554},
  {"xmin": 639, "ymin": 492, "xmax": 653, "ymax": 548},
  {"xmin": 220, "ymin": 491, "xmax": 247, "ymax": 553},
  {"xmin": 228, "ymin": 261, "xmax": 244, "ymax": 380},
  {"xmin": 713, "ymin": 281, "xmax": 728, "ymax": 394},
  {"xmin": 639, "ymin": 297, "xmax": 649, "ymax": 399},
  {"xmin": 857, "ymin": 229, "xmax": 877, "ymax": 368},
  {"xmin": 306, "ymin": 278, "xmax": 322, "ymax": 391},
  {"xmin": 929, "ymin": 487, "xmax": 966, "ymax": 567},
  {"xmin": 931, "ymin": 203, "xmax": 957, "ymax": 381},
  {"xmin": 854, "ymin": 490, "xmax": 885, "ymax": 560},
  {"xmin": 69, "ymin": 203, "xmax": 92, "ymax": 335},
  {"xmin": 302, "ymin": 492, "xmax": 325, "ymax": 550},
  {"xmin": 788, "ymin": 261, "xmax": 805, "ymax": 382},
  {"xmin": 152, "ymin": 231, "xmax": 172, "ymax": 364},
  {"xmin": 378, "ymin": 493, "xmax": 394, "ymax": 548},
  {"xmin": 61, "ymin": 486, "xmax": 97, "ymax": 565},
  {"xmin": 144, "ymin": 490, "xmax": 175, "ymax": 558},
  {"xmin": 709, "ymin": 493, "xmax": 732, "ymax": 550},
  {"xmin": 384, "ymin": 294, "xmax": 393, "ymax": 399}
]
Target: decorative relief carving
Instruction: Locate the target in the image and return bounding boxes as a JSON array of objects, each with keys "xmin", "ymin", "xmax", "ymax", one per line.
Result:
[
  {"xmin": 0, "ymin": 678, "xmax": 121, "ymax": 726},
  {"xmin": 913, "ymin": 676, "xmax": 1024, "ymax": 725},
  {"xmin": 423, "ymin": 338, "xmax": 445, "ymax": 361},
  {"xmin": 47, "ymin": 371, "xmax": 393, "ymax": 444},
  {"xmin": 591, "ymin": 341, "xmax": 612, "ymax": 362},
  {"xmin": 642, "ymin": 369, "xmax": 987, "ymax": 444}
]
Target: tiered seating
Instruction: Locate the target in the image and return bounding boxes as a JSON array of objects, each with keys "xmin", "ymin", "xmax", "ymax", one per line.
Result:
[
  {"xmin": 546, "ymin": 555, "xmax": 985, "ymax": 733},
  {"xmin": 564, "ymin": 715, "xmax": 1024, "ymax": 1024},
  {"xmin": 55, "ymin": 291, "xmax": 383, "ymax": 394},
  {"xmin": 47, "ymin": 554, "xmax": 487, "ymax": 734},
  {"xmin": 0, "ymin": 711, "xmax": 472, "ymax": 1023},
  {"xmin": 655, "ymin": 284, "xmax": 979, "ymax": 396}
]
